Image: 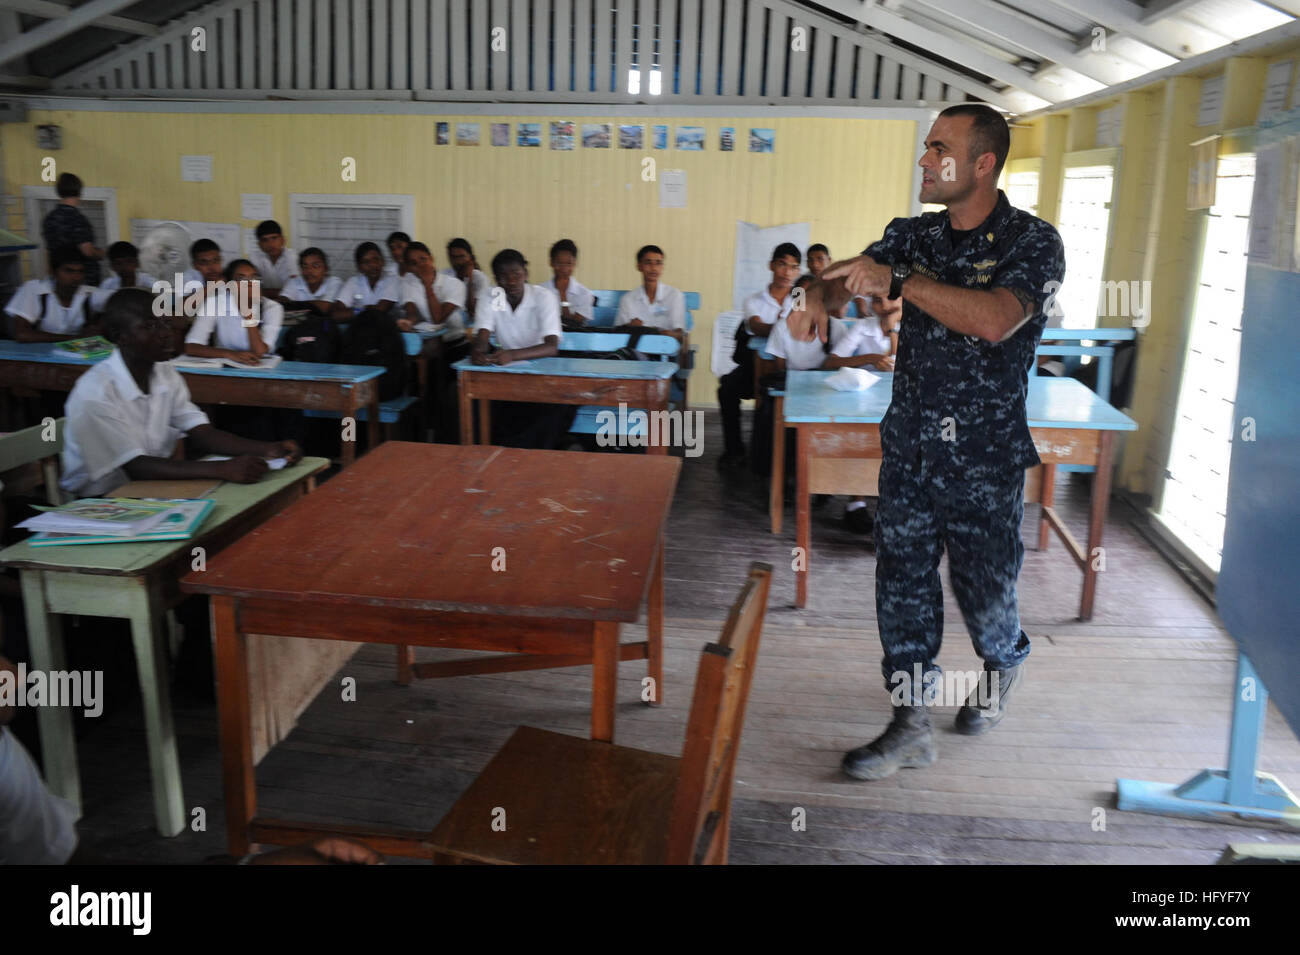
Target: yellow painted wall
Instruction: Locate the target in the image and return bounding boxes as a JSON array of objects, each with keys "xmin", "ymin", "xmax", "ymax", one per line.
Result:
[{"xmin": 0, "ymin": 109, "xmax": 920, "ymax": 405}]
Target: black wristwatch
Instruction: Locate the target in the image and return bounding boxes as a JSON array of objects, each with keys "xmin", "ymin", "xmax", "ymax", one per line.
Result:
[{"xmin": 889, "ymin": 261, "xmax": 912, "ymax": 300}]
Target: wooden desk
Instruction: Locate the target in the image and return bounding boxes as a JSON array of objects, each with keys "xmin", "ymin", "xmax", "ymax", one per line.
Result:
[
  {"xmin": 0, "ymin": 457, "xmax": 329, "ymax": 836},
  {"xmin": 771, "ymin": 373, "xmax": 1137, "ymax": 619},
  {"xmin": 179, "ymin": 442, "xmax": 681, "ymax": 858},
  {"xmin": 0, "ymin": 342, "xmax": 384, "ymax": 467},
  {"xmin": 454, "ymin": 357, "xmax": 676, "ymax": 454}
]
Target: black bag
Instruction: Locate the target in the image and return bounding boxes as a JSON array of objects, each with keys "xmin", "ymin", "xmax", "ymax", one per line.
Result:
[
  {"xmin": 278, "ymin": 313, "xmax": 342, "ymax": 364},
  {"xmin": 340, "ymin": 308, "xmax": 407, "ymax": 401}
]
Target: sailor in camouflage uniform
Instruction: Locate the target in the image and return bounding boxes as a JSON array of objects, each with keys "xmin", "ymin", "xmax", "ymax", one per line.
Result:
[{"xmin": 804, "ymin": 104, "xmax": 1066, "ymax": 780}]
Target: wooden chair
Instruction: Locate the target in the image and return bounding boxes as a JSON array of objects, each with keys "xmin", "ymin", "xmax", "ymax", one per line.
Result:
[{"xmin": 427, "ymin": 561, "xmax": 773, "ymax": 865}]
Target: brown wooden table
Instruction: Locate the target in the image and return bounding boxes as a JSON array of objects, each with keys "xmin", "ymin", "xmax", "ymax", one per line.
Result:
[{"xmin": 180, "ymin": 441, "xmax": 681, "ymax": 858}]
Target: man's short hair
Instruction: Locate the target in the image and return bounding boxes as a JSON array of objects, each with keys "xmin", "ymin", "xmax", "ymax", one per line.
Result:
[
  {"xmin": 447, "ymin": 237, "xmax": 474, "ymax": 256},
  {"xmin": 550, "ymin": 238, "xmax": 578, "ymax": 259},
  {"xmin": 299, "ymin": 247, "xmax": 328, "ymax": 268},
  {"xmin": 354, "ymin": 241, "xmax": 382, "ymax": 265},
  {"xmin": 55, "ymin": 173, "xmax": 82, "ymax": 199},
  {"xmin": 808, "ymin": 243, "xmax": 830, "ymax": 258},
  {"xmin": 107, "ymin": 240, "xmax": 138, "ymax": 261},
  {"xmin": 939, "ymin": 104, "xmax": 1010, "ymax": 177},
  {"xmin": 190, "ymin": 238, "xmax": 220, "ymax": 259},
  {"xmin": 491, "ymin": 248, "xmax": 528, "ymax": 275},
  {"xmin": 101, "ymin": 288, "xmax": 153, "ymax": 342},
  {"xmin": 403, "ymin": 241, "xmax": 432, "ymax": 262},
  {"xmin": 387, "ymin": 231, "xmax": 411, "ymax": 246},
  {"xmin": 223, "ymin": 258, "xmax": 254, "ymax": 281},
  {"xmin": 49, "ymin": 244, "xmax": 87, "ymax": 271},
  {"xmin": 772, "ymin": 242, "xmax": 801, "ymax": 264},
  {"xmin": 636, "ymin": 244, "xmax": 663, "ymax": 263},
  {"xmin": 255, "ymin": 220, "xmax": 283, "ymax": 239}
]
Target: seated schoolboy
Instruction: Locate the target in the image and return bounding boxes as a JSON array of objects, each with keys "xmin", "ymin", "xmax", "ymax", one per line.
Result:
[
  {"xmin": 185, "ymin": 259, "xmax": 285, "ymax": 365},
  {"xmin": 399, "ymin": 241, "xmax": 465, "ymax": 332},
  {"xmin": 443, "ymin": 238, "xmax": 491, "ymax": 321},
  {"xmin": 92, "ymin": 240, "xmax": 157, "ymax": 311},
  {"xmin": 542, "ymin": 238, "xmax": 594, "ymax": 326},
  {"xmin": 383, "ymin": 231, "xmax": 411, "ymax": 278},
  {"xmin": 471, "ymin": 249, "xmax": 571, "ymax": 449},
  {"xmin": 5, "ymin": 245, "xmax": 98, "ymax": 342},
  {"xmin": 333, "ymin": 242, "xmax": 400, "ymax": 317},
  {"xmin": 60, "ymin": 288, "xmax": 300, "ymax": 499},
  {"xmin": 279, "ymin": 248, "xmax": 343, "ymax": 313},
  {"xmin": 184, "ymin": 237, "xmax": 224, "ymax": 289},
  {"xmin": 715, "ymin": 242, "xmax": 802, "ymax": 469},
  {"xmin": 248, "ymin": 220, "xmax": 297, "ymax": 298},
  {"xmin": 616, "ymin": 245, "xmax": 686, "ymax": 338}
]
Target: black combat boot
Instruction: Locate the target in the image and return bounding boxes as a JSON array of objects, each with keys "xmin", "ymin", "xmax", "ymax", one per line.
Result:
[
  {"xmin": 841, "ymin": 705, "xmax": 936, "ymax": 780},
  {"xmin": 954, "ymin": 664, "xmax": 1024, "ymax": 735}
]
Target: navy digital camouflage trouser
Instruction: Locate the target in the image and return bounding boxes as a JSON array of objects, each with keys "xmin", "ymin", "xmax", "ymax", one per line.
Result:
[{"xmin": 873, "ymin": 451, "xmax": 1031, "ymax": 698}]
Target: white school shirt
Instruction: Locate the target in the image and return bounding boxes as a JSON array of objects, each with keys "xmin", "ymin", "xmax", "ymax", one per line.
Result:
[
  {"xmin": 92, "ymin": 271, "xmax": 159, "ymax": 311},
  {"xmin": 400, "ymin": 271, "xmax": 467, "ymax": 321},
  {"xmin": 248, "ymin": 247, "xmax": 298, "ymax": 289},
  {"xmin": 542, "ymin": 276, "xmax": 595, "ymax": 321},
  {"xmin": 742, "ymin": 287, "xmax": 797, "ymax": 329},
  {"xmin": 335, "ymin": 273, "xmax": 400, "ymax": 311},
  {"xmin": 186, "ymin": 288, "xmax": 285, "ymax": 352},
  {"xmin": 765, "ymin": 315, "xmax": 850, "ymax": 371},
  {"xmin": 4, "ymin": 278, "xmax": 96, "ymax": 334},
  {"xmin": 838, "ymin": 315, "xmax": 894, "ymax": 357},
  {"xmin": 281, "ymin": 274, "xmax": 343, "ymax": 304},
  {"xmin": 60, "ymin": 349, "xmax": 210, "ymax": 497},
  {"xmin": 616, "ymin": 283, "xmax": 686, "ymax": 331},
  {"xmin": 441, "ymin": 267, "xmax": 492, "ymax": 318},
  {"xmin": 476, "ymin": 283, "xmax": 561, "ymax": 350},
  {"xmin": 0, "ymin": 728, "xmax": 78, "ymax": 864}
]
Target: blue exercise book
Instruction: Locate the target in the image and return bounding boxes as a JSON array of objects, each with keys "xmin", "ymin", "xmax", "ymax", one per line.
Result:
[{"xmin": 27, "ymin": 499, "xmax": 217, "ymax": 546}]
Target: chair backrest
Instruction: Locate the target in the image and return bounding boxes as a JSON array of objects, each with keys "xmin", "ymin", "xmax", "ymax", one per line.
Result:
[
  {"xmin": 560, "ymin": 331, "xmax": 631, "ymax": 353},
  {"xmin": 637, "ymin": 333, "xmax": 680, "ymax": 358},
  {"xmin": 589, "ymin": 290, "xmax": 699, "ymax": 331},
  {"xmin": 665, "ymin": 561, "xmax": 773, "ymax": 865},
  {"xmin": 0, "ymin": 416, "xmax": 65, "ymax": 505}
]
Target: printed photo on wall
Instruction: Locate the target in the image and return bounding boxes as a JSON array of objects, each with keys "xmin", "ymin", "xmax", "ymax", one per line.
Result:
[
  {"xmin": 652, "ymin": 125, "xmax": 668, "ymax": 149},
  {"xmin": 675, "ymin": 126, "xmax": 705, "ymax": 150},
  {"xmin": 517, "ymin": 123, "xmax": 541, "ymax": 147},
  {"xmin": 551, "ymin": 121, "xmax": 575, "ymax": 150},
  {"xmin": 749, "ymin": 128, "xmax": 775, "ymax": 153},
  {"xmin": 491, "ymin": 123, "xmax": 510, "ymax": 146},
  {"xmin": 456, "ymin": 123, "xmax": 480, "ymax": 146},
  {"xmin": 436, "ymin": 122, "xmax": 450, "ymax": 145},
  {"xmin": 619, "ymin": 125, "xmax": 644, "ymax": 149},
  {"xmin": 582, "ymin": 123, "xmax": 612, "ymax": 148},
  {"xmin": 720, "ymin": 127, "xmax": 735, "ymax": 151}
]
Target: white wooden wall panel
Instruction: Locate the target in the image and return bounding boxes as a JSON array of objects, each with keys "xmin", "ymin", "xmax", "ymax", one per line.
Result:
[
  {"xmin": 391, "ymin": 0, "xmax": 409, "ymax": 89},
  {"xmin": 698, "ymin": 0, "xmax": 719, "ymax": 97},
  {"xmin": 313, "ymin": 0, "xmax": 330, "ymax": 89},
  {"xmin": 719, "ymin": 0, "xmax": 741, "ymax": 97},
  {"xmin": 510, "ymin": 0, "xmax": 527, "ymax": 91},
  {"xmin": 742, "ymin": 0, "xmax": 764, "ymax": 98},
  {"xmin": 470, "ymin": 0, "xmax": 489, "ymax": 90},
  {"xmin": 257, "ymin": 0, "xmax": 273, "ymax": 89},
  {"xmin": 237, "ymin": 1, "xmax": 254, "ymax": 90},
  {"xmin": 553, "ymin": 0, "xmax": 571, "ymax": 94},
  {"xmin": 635, "ymin": 0, "xmax": 653, "ymax": 96},
  {"xmin": 571, "ymin": 0, "xmax": 590, "ymax": 93},
  {"xmin": 373, "ymin": 0, "xmax": 390, "ymax": 89},
  {"xmin": 532, "ymin": 0, "xmax": 549, "ymax": 92},
  {"xmin": 765, "ymin": 8, "xmax": 786, "ymax": 98},
  {"xmin": 591, "ymin": 0, "xmax": 609, "ymax": 93},
  {"xmin": 810, "ymin": 25, "xmax": 831, "ymax": 99},
  {"xmin": 411, "ymin": 0, "xmax": 428, "ymax": 88},
  {"xmin": 450, "ymin": 0, "xmax": 468, "ymax": 90},
  {"xmin": 613, "ymin": 0, "xmax": 631, "ymax": 96},
  {"xmin": 678, "ymin": 0, "xmax": 699, "ymax": 95}
]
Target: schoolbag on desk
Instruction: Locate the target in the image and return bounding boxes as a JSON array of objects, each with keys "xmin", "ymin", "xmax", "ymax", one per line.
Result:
[
  {"xmin": 278, "ymin": 313, "xmax": 341, "ymax": 364},
  {"xmin": 339, "ymin": 307, "xmax": 407, "ymax": 401}
]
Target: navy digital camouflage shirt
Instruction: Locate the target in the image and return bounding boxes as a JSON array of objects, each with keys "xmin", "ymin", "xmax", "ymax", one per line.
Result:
[{"xmin": 863, "ymin": 190, "xmax": 1066, "ymax": 478}]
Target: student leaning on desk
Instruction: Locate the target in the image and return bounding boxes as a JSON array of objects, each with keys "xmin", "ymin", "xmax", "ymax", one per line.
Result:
[{"xmin": 59, "ymin": 288, "xmax": 300, "ymax": 499}]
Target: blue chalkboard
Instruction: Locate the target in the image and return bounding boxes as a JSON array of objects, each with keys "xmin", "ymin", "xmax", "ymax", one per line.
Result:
[{"xmin": 1217, "ymin": 264, "xmax": 1300, "ymax": 737}]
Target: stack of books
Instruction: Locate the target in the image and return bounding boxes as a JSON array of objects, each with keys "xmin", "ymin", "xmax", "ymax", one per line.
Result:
[
  {"xmin": 17, "ymin": 497, "xmax": 216, "ymax": 546},
  {"xmin": 56, "ymin": 337, "xmax": 114, "ymax": 361},
  {"xmin": 171, "ymin": 354, "xmax": 283, "ymax": 370}
]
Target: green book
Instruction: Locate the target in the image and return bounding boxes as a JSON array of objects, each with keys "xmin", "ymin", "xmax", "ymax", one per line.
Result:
[
  {"xmin": 27, "ymin": 499, "xmax": 216, "ymax": 546},
  {"xmin": 56, "ymin": 336, "xmax": 114, "ymax": 361}
]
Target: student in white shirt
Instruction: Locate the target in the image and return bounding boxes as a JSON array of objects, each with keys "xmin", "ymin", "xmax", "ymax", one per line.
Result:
[
  {"xmin": 716, "ymin": 242, "xmax": 803, "ymax": 469},
  {"xmin": 60, "ymin": 288, "xmax": 300, "ymax": 498},
  {"xmin": 443, "ymin": 237, "xmax": 491, "ymax": 321},
  {"xmin": 616, "ymin": 244, "xmax": 686, "ymax": 336},
  {"xmin": 472, "ymin": 248, "xmax": 571, "ymax": 448},
  {"xmin": 280, "ymin": 247, "xmax": 343, "ymax": 313},
  {"xmin": 543, "ymin": 238, "xmax": 595, "ymax": 325},
  {"xmin": 249, "ymin": 220, "xmax": 297, "ymax": 296},
  {"xmin": 92, "ymin": 240, "xmax": 158, "ymax": 311},
  {"xmin": 400, "ymin": 241, "xmax": 465, "ymax": 331},
  {"xmin": 185, "ymin": 259, "xmax": 284, "ymax": 364},
  {"xmin": 334, "ymin": 242, "xmax": 400, "ymax": 317},
  {"xmin": 184, "ymin": 237, "xmax": 224, "ymax": 290},
  {"xmin": 383, "ymin": 231, "xmax": 411, "ymax": 279},
  {"xmin": 4, "ymin": 245, "xmax": 98, "ymax": 342}
]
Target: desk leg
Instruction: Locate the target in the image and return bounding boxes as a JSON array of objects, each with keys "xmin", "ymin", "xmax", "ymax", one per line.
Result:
[
  {"xmin": 1079, "ymin": 432, "xmax": 1114, "ymax": 622},
  {"xmin": 126, "ymin": 579, "xmax": 185, "ymax": 837},
  {"xmin": 478, "ymin": 398, "xmax": 491, "ymax": 446},
  {"xmin": 212, "ymin": 596, "xmax": 255, "ymax": 858},
  {"xmin": 647, "ymin": 538, "xmax": 664, "ymax": 706},
  {"xmin": 591, "ymin": 621, "xmax": 619, "ymax": 742},
  {"xmin": 458, "ymin": 379, "xmax": 473, "ymax": 445},
  {"xmin": 341, "ymin": 404, "xmax": 357, "ymax": 468},
  {"xmin": 367, "ymin": 396, "xmax": 382, "ymax": 453},
  {"xmin": 19, "ymin": 571, "xmax": 80, "ymax": 817},
  {"xmin": 416, "ymin": 355, "xmax": 430, "ymax": 442},
  {"xmin": 395, "ymin": 645, "xmax": 414, "ymax": 686},
  {"xmin": 795, "ymin": 426, "xmax": 810, "ymax": 608},
  {"xmin": 1038, "ymin": 463, "xmax": 1056, "ymax": 551},
  {"xmin": 770, "ymin": 396, "xmax": 784, "ymax": 534}
]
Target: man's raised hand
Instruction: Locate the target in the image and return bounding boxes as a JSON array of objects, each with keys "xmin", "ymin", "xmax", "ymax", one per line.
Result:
[{"xmin": 823, "ymin": 255, "xmax": 891, "ymax": 299}]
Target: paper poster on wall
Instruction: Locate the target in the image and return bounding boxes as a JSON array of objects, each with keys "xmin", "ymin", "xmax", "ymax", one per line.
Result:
[
  {"xmin": 619, "ymin": 125, "xmax": 643, "ymax": 149},
  {"xmin": 675, "ymin": 126, "xmax": 705, "ymax": 150},
  {"xmin": 240, "ymin": 193, "xmax": 273, "ymax": 219},
  {"xmin": 749, "ymin": 128, "xmax": 775, "ymax": 153},
  {"xmin": 711, "ymin": 310, "xmax": 745, "ymax": 377},
  {"xmin": 1248, "ymin": 141, "xmax": 1283, "ymax": 266},
  {"xmin": 652, "ymin": 125, "xmax": 668, "ymax": 149},
  {"xmin": 659, "ymin": 169, "xmax": 687, "ymax": 209},
  {"xmin": 1260, "ymin": 60, "xmax": 1293, "ymax": 122},
  {"xmin": 490, "ymin": 123, "xmax": 509, "ymax": 146},
  {"xmin": 517, "ymin": 123, "xmax": 541, "ymax": 147},
  {"xmin": 582, "ymin": 124, "xmax": 611, "ymax": 147},
  {"xmin": 1196, "ymin": 76, "xmax": 1224, "ymax": 127},
  {"xmin": 733, "ymin": 220, "xmax": 811, "ymax": 310},
  {"xmin": 456, "ymin": 123, "xmax": 480, "ymax": 146},
  {"xmin": 551, "ymin": 122, "xmax": 575, "ymax": 150},
  {"xmin": 180, "ymin": 155, "xmax": 212, "ymax": 182},
  {"xmin": 130, "ymin": 218, "xmax": 242, "ymax": 267},
  {"xmin": 1187, "ymin": 136, "xmax": 1218, "ymax": 210}
]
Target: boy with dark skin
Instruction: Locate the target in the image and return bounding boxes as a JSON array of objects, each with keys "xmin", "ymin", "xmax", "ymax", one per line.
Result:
[
  {"xmin": 9, "ymin": 253, "xmax": 98, "ymax": 343},
  {"xmin": 471, "ymin": 256, "xmax": 559, "ymax": 364}
]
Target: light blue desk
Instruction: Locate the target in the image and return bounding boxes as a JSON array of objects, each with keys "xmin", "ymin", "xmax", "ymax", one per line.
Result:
[
  {"xmin": 1035, "ymin": 327, "xmax": 1137, "ymax": 402},
  {"xmin": 772, "ymin": 371, "xmax": 1136, "ymax": 617},
  {"xmin": 0, "ymin": 341, "xmax": 386, "ymax": 467},
  {"xmin": 454, "ymin": 357, "xmax": 676, "ymax": 452}
]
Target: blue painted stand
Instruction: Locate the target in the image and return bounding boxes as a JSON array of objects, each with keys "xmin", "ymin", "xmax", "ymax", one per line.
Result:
[{"xmin": 1117, "ymin": 654, "xmax": 1300, "ymax": 824}]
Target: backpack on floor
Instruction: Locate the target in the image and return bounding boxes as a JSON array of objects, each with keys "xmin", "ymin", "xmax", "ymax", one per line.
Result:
[
  {"xmin": 277, "ymin": 313, "xmax": 342, "ymax": 364},
  {"xmin": 340, "ymin": 307, "xmax": 407, "ymax": 401}
]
